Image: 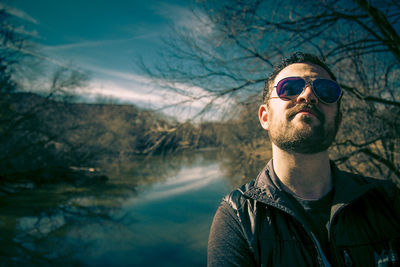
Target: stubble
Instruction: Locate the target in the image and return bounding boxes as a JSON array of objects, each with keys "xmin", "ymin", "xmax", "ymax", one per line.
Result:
[{"xmin": 268, "ymin": 104, "xmax": 340, "ymax": 154}]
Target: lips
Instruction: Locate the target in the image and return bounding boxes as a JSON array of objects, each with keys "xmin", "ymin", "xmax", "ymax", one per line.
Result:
[
  {"xmin": 297, "ymin": 108, "xmax": 317, "ymax": 117},
  {"xmin": 288, "ymin": 104, "xmax": 324, "ymax": 121}
]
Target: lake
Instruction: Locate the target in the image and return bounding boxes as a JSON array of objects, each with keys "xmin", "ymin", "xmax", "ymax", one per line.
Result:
[{"xmin": 0, "ymin": 150, "xmax": 237, "ymax": 266}]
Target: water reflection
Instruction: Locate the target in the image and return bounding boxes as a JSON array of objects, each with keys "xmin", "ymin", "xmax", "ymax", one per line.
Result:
[
  {"xmin": 0, "ymin": 150, "xmax": 232, "ymax": 266},
  {"xmin": 128, "ymin": 164, "xmax": 222, "ymax": 203}
]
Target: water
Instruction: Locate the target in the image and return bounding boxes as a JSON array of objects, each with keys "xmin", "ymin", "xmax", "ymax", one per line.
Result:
[{"xmin": 0, "ymin": 151, "xmax": 232, "ymax": 266}]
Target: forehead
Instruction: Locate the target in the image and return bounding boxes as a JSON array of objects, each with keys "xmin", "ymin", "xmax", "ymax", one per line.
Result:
[{"xmin": 274, "ymin": 63, "xmax": 332, "ymax": 85}]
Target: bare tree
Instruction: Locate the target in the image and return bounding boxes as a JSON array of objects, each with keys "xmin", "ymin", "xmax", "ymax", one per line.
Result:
[
  {"xmin": 0, "ymin": 7, "xmax": 21, "ymax": 92},
  {"xmin": 140, "ymin": 0, "xmax": 400, "ymax": 184},
  {"xmin": 0, "ymin": 6, "xmax": 97, "ymax": 184}
]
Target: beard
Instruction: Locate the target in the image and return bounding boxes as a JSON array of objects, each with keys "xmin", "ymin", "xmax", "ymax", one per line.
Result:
[{"xmin": 268, "ymin": 104, "xmax": 340, "ymax": 154}]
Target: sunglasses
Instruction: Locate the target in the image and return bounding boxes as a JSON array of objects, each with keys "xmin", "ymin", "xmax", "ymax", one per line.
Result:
[{"xmin": 273, "ymin": 77, "xmax": 342, "ymax": 104}]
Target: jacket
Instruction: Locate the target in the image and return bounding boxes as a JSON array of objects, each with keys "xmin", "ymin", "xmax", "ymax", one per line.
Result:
[{"xmin": 222, "ymin": 160, "xmax": 400, "ymax": 266}]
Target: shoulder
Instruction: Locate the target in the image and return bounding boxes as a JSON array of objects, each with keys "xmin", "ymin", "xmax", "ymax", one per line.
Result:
[
  {"xmin": 223, "ymin": 162, "xmax": 273, "ymax": 211},
  {"xmin": 354, "ymin": 171, "xmax": 397, "ymax": 191},
  {"xmin": 337, "ymin": 168, "xmax": 399, "ymax": 199},
  {"xmin": 223, "ymin": 179, "xmax": 256, "ymax": 212},
  {"xmin": 208, "ymin": 200, "xmax": 256, "ymax": 267}
]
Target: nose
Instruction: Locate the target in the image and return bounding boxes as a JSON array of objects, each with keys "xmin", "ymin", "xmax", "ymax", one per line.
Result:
[{"xmin": 297, "ymin": 84, "xmax": 318, "ymax": 104}]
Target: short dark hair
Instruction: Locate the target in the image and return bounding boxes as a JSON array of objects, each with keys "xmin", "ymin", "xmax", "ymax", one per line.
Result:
[{"xmin": 262, "ymin": 52, "xmax": 337, "ymax": 104}]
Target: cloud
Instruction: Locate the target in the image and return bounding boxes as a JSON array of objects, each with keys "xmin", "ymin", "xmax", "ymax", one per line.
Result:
[
  {"xmin": 41, "ymin": 35, "xmax": 152, "ymax": 52},
  {"xmin": 84, "ymin": 65, "xmax": 152, "ymax": 84},
  {"xmin": 22, "ymin": 43, "xmax": 222, "ymax": 113},
  {"xmin": 14, "ymin": 25, "xmax": 39, "ymax": 38},
  {"xmin": 75, "ymin": 63, "xmax": 231, "ymax": 120},
  {"xmin": 23, "ymin": 39, "xmax": 227, "ymax": 120},
  {"xmin": 0, "ymin": 3, "xmax": 39, "ymax": 24},
  {"xmin": 152, "ymin": 2, "xmax": 214, "ymax": 37},
  {"xmin": 83, "ymin": 79, "xmax": 164, "ymax": 105},
  {"xmin": 82, "ymin": 77, "xmax": 216, "ymax": 111},
  {"xmin": 88, "ymin": 65, "xmax": 228, "ymax": 103},
  {"xmin": 17, "ymin": 47, "xmax": 72, "ymax": 69},
  {"xmin": 88, "ymin": 79, "xmax": 228, "ymax": 122}
]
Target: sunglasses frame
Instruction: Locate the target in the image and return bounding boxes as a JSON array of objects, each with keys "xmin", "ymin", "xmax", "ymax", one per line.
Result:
[{"xmin": 273, "ymin": 76, "xmax": 343, "ymax": 104}]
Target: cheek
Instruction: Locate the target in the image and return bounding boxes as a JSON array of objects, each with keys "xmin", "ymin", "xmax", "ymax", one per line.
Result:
[
  {"xmin": 322, "ymin": 106, "xmax": 339, "ymax": 123},
  {"xmin": 268, "ymin": 105, "xmax": 285, "ymax": 125}
]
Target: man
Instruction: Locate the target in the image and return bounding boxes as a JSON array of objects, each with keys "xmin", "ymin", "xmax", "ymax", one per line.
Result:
[{"xmin": 207, "ymin": 52, "xmax": 400, "ymax": 266}]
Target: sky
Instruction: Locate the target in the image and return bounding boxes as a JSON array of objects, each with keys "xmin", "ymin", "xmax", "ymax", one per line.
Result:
[{"xmin": 3, "ymin": 0, "xmax": 223, "ymax": 120}]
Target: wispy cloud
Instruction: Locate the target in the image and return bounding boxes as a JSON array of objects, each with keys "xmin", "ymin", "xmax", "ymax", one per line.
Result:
[
  {"xmin": 22, "ymin": 45, "xmax": 223, "ymax": 113},
  {"xmin": 84, "ymin": 64, "xmax": 228, "ymax": 105},
  {"xmin": 24, "ymin": 38, "xmax": 226, "ymax": 120},
  {"xmin": 83, "ymin": 65, "xmax": 152, "ymax": 84},
  {"xmin": 41, "ymin": 34, "xmax": 153, "ymax": 52},
  {"xmin": 14, "ymin": 25, "xmax": 39, "ymax": 38},
  {"xmin": 76, "ymin": 62, "xmax": 231, "ymax": 117},
  {"xmin": 0, "ymin": 3, "xmax": 39, "ymax": 24},
  {"xmin": 18, "ymin": 47, "xmax": 75, "ymax": 69},
  {"xmin": 83, "ymin": 80, "xmax": 164, "ymax": 104},
  {"xmin": 82, "ymin": 78, "xmax": 215, "ymax": 111},
  {"xmin": 152, "ymin": 2, "xmax": 214, "ymax": 37}
]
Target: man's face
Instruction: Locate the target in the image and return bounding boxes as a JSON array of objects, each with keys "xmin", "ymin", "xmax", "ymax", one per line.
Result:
[{"xmin": 258, "ymin": 63, "xmax": 341, "ymax": 154}]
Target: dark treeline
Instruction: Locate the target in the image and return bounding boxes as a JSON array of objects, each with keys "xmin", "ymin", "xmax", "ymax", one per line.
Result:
[{"xmin": 0, "ymin": 91, "xmax": 229, "ymax": 187}]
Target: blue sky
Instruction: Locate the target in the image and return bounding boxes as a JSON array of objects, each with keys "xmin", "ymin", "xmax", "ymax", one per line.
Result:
[{"xmin": 3, "ymin": 0, "xmax": 222, "ymax": 119}]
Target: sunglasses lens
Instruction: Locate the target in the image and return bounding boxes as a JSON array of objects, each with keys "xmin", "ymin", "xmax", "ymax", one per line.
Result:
[
  {"xmin": 276, "ymin": 77, "xmax": 305, "ymax": 100},
  {"xmin": 313, "ymin": 79, "xmax": 341, "ymax": 103}
]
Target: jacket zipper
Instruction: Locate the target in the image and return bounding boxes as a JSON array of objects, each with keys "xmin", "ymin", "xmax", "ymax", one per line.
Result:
[
  {"xmin": 308, "ymin": 231, "xmax": 332, "ymax": 267},
  {"xmin": 328, "ymin": 202, "xmax": 351, "ymax": 266},
  {"xmin": 265, "ymin": 201, "xmax": 331, "ymax": 267}
]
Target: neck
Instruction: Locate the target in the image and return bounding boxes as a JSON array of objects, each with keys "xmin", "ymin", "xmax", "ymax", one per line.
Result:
[{"xmin": 272, "ymin": 144, "xmax": 333, "ymax": 200}]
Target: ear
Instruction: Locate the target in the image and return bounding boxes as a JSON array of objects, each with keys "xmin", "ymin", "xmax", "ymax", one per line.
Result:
[{"xmin": 258, "ymin": 104, "xmax": 269, "ymax": 130}]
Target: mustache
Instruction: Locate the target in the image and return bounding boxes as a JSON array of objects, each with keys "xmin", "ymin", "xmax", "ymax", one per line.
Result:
[{"xmin": 287, "ymin": 104, "xmax": 324, "ymax": 122}]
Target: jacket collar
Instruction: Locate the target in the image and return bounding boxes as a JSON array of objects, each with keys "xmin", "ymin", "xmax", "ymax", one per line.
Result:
[
  {"xmin": 242, "ymin": 160, "xmax": 302, "ymax": 218},
  {"xmin": 330, "ymin": 165, "xmax": 377, "ymax": 218},
  {"xmin": 242, "ymin": 159, "xmax": 378, "ymax": 217}
]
